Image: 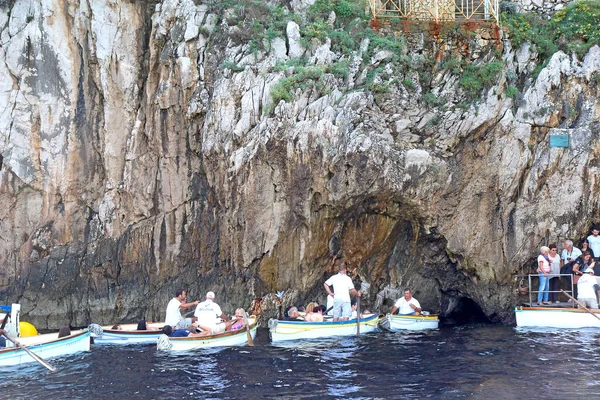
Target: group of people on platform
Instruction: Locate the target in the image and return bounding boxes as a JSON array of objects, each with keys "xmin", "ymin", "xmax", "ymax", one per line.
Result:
[{"xmin": 537, "ymin": 228, "xmax": 600, "ymax": 308}]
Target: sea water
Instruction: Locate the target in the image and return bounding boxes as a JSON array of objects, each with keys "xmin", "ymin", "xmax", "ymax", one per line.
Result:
[{"xmin": 1, "ymin": 324, "xmax": 599, "ymax": 399}]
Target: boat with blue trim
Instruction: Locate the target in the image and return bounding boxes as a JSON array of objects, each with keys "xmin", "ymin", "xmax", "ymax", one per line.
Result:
[{"xmin": 268, "ymin": 314, "xmax": 380, "ymax": 342}]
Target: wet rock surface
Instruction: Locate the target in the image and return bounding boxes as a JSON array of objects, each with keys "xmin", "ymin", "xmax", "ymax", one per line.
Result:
[{"xmin": 0, "ymin": 1, "xmax": 598, "ymax": 328}]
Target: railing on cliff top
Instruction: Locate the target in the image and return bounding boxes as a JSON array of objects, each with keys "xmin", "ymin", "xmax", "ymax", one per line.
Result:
[{"xmin": 368, "ymin": 0, "xmax": 500, "ymax": 24}]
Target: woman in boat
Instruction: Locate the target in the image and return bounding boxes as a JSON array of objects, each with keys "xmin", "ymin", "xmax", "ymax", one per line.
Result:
[
  {"xmin": 305, "ymin": 305, "xmax": 324, "ymax": 322},
  {"xmin": 548, "ymin": 244, "xmax": 561, "ymax": 303},
  {"xmin": 537, "ymin": 246, "xmax": 551, "ymax": 305},
  {"xmin": 231, "ymin": 308, "xmax": 246, "ymax": 331}
]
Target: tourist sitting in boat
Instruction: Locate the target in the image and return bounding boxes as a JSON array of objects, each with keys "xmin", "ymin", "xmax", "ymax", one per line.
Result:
[
  {"xmin": 305, "ymin": 305, "xmax": 324, "ymax": 322},
  {"xmin": 194, "ymin": 291, "xmax": 232, "ymax": 334},
  {"xmin": 162, "ymin": 325, "xmax": 208, "ymax": 338},
  {"xmin": 137, "ymin": 320, "xmax": 159, "ymax": 331},
  {"xmin": 283, "ymin": 306, "xmax": 302, "ymax": 321},
  {"xmin": 231, "ymin": 308, "xmax": 247, "ymax": 331},
  {"xmin": 111, "ymin": 324, "xmax": 122, "ymax": 330},
  {"xmin": 577, "ymin": 268, "xmax": 598, "ymax": 309},
  {"xmin": 391, "ymin": 288, "xmax": 422, "ymax": 316},
  {"xmin": 324, "ymin": 261, "xmax": 362, "ymax": 321},
  {"xmin": 58, "ymin": 326, "xmax": 71, "ymax": 338},
  {"xmin": 165, "ymin": 289, "xmax": 200, "ymax": 329}
]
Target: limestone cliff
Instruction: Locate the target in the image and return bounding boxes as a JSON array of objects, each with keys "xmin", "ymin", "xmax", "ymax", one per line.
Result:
[{"xmin": 0, "ymin": 0, "xmax": 599, "ymax": 328}]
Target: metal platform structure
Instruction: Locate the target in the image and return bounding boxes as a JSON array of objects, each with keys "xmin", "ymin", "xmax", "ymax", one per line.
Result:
[{"xmin": 368, "ymin": 0, "xmax": 500, "ymax": 23}]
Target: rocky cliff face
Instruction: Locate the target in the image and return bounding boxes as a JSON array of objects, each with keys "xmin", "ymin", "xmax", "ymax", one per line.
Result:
[{"xmin": 0, "ymin": 0, "xmax": 599, "ymax": 328}]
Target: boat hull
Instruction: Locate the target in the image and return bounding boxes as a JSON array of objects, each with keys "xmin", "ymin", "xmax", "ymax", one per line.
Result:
[
  {"xmin": 0, "ymin": 330, "xmax": 91, "ymax": 367},
  {"xmin": 269, "ymin": 314, "xmax": 380, "ymax": 342},
  {"xmin": 381, "ymin": 314, "xmax": 439, "ymax": 331},
  {"xmin": 168, "ymin": 316, "xmax": 258, "ymax": 350},
  {"xmin": 515, "ymin": 306, "xmax": 600, "ymax": 328},
  {"xmin": 94, "ymin": 323, "xmax": 164, "ymax": 344}
]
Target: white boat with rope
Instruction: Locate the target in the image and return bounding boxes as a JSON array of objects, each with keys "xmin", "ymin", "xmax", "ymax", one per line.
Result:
[
  {"xmin": 90, "ymin": 322, "xmax": 165, "ymax": 344},
  {"xmin": 0, "ymin": 304, "xmax": 91, "ymax": 368},
  {"xmin": 268, "ymin": 313, "xmax": 380, "ymax": 342},
  {"xmin": 159, "ymin": 315, "xmax": 258, "ymax": 351},
  {"xmin": 380, "ymin": 313, "xmax": 439, "ymax": 331}
]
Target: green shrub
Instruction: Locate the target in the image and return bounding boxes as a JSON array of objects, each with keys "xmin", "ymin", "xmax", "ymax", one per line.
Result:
[
  {"xmin": 459, "ymin": 61, "xmax": 504, "ymax": 98},
  {"xmin": 220, "ymin": 61, "xmax": 245, "ymax": 72},
  {"xmin": 270, "ymin": 66, "xmax": 326, "ymax": 104},
  {"xmin": 505, "ymin": 85, "xmax": 519, "ymax": 98}
]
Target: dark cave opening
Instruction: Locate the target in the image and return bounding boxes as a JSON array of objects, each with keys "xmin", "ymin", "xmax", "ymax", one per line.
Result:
[{"xmin": 445, "ymin": 297, "xmax": 489, "ymax": 325}]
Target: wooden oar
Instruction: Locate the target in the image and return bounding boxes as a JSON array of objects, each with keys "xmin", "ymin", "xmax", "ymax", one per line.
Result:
[
  {"xmin": 2, "ymin": 333, "xmax": 57, "ymax": 372},
  {"xmin": 560, "ymin": 290, "xmax": 600, "ymax": 322},
  {"xmin": 242, "ymin": 314, "xmax": 254, "ymax": 347},
  {"xmin": 356, "ymin": 296, "xmax": 361, "ymax": 336}
]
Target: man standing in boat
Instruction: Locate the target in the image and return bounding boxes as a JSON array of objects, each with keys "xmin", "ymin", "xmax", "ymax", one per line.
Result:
[
  {"xmin": 391, "ymin": 289, "xmax": 422, "ymax": 316},
  {"xmin": 165, "ymin": 289, "xmax": 199, "ymax": 329},
  {"xmin": 323, "ymin": 262, "xmax": 361, "ymax": 322}
]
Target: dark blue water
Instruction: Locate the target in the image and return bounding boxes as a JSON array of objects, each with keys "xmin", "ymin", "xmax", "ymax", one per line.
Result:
[{"xmin": 1, "ymin": 325, "xmax": 599, "ymax": 399}]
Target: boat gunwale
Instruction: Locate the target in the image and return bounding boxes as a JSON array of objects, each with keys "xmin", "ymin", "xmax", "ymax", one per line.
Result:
[
  {"xmin": 0, "ymin": 330, "xmax": 90, "ymax": 355},
  {"xmin": 273, "ymin": 314, "xmax": 378, "ymax": 327},
  {"xmin": 515, "ymin": 306, "xmax": 600, "ymax": 313},
  {"xmin": 388, "ymin": 314, "xmax": 439, "ymax": 321}
]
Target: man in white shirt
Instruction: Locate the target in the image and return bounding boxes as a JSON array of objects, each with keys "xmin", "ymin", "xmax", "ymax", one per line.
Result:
[
  {"xmin": 324, "ymin": 262, "xmax": 361, "ymax": 321},
  {"xmin": 577, "ymin": 269, "xmax": 598, "ymax": 309},
  {"xmin": 165, "ymin": 289, "xmax": 199, "ymax": 329},
  {"xmin": 194, "ymin": 291, "xmax": 231, "ymax": 334},
  {"xmin": 391, "ymin": 289, "xmax": 422, "ymax": 316},
  {"xmin": 561, "ymin": 239, "xmax": 582, "ymax": 267},
  {"xmin": 587, "ymin": 228, "xmax": 600, "ymax": 261}
]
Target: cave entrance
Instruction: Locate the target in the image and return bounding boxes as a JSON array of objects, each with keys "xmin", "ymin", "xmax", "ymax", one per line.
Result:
[{"xmin": 446, "ymin": 297, "xmax": 489, "ymax": 325}]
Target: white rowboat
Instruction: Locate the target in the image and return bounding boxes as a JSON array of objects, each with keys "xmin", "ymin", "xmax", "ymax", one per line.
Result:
[
  {"xmin": 0, "ymin": 330, "xmax": 91, "ymax": 367},
  {"xmin": 92, "ymin": 323, "xmax": 164, "ymax": 344},
  {"xmin": 515, "ymin": 306, "xmax": 600, "ymax": 328},
  {"xmin": 168, "ymin": 316, "xmax": 258, "ymax": 350},
  {"xmin": 268, "ymin": 314, "xmax": 379, "ymax": 342},
  {"xmin": 380, "ymin": 313, "xmax": 439, "ymax": 331}
]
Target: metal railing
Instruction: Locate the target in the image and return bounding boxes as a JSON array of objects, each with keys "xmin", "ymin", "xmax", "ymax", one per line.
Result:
[
  {"xmin": 525, "ymin": 273, "xmax": 575, "ymax": 307},
  {"xmin": 368, "ymin": 0, "xmax": 500, "ymax": 23}
]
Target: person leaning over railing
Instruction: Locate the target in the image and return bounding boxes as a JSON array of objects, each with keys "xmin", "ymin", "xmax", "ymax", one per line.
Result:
[{"xmin": 537, "ymin": 246, "xmax": 551, "ymax": 305}]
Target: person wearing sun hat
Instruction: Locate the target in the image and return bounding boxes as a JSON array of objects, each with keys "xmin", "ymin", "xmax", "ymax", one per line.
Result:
[
  {"xmin": 194, "ymin": 291, "xmax": 232, "ymax": 334},
  {"xmin": 577, "ymin": 268, "xmax": 598, "ymax": 309}
]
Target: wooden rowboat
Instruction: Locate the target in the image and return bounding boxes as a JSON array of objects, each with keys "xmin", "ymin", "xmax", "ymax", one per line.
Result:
[
  {"xmin": 92, "ymin": 322, "xmax": 164, "ymax": 345},
  {"xmin": 515, "ymin": 306, "xmax": 600, "ymax": 328},
  {"xmin": 0, "ymin": 330, "xmax": 91, "ymax": 367},
  {"xmin": 166, "ymin": 316, "xmax": 258, "ymax": 350},
  {"xmin": 379, "ymin": 313, "xmax": 439, "ymax": 331},
  {"xmin": 268, "ymin": 314, "xmax": 380, "ymax": 342}
]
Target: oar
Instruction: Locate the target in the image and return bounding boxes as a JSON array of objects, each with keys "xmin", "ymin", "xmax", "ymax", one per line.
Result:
[
  {"xmin": 560, "ymin": 290, "xmax": 600, "ymax": 323},
  {"xmin": 356, "ymin": 296, "xmax": 361, "ymax": 336},
  {"xmin": 242, "ymin": 314, "xmax": 254, "ymax": 347},
  {"xmin": 2, "ymin": 333, "xmax": 57, "ymax": 372}
]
